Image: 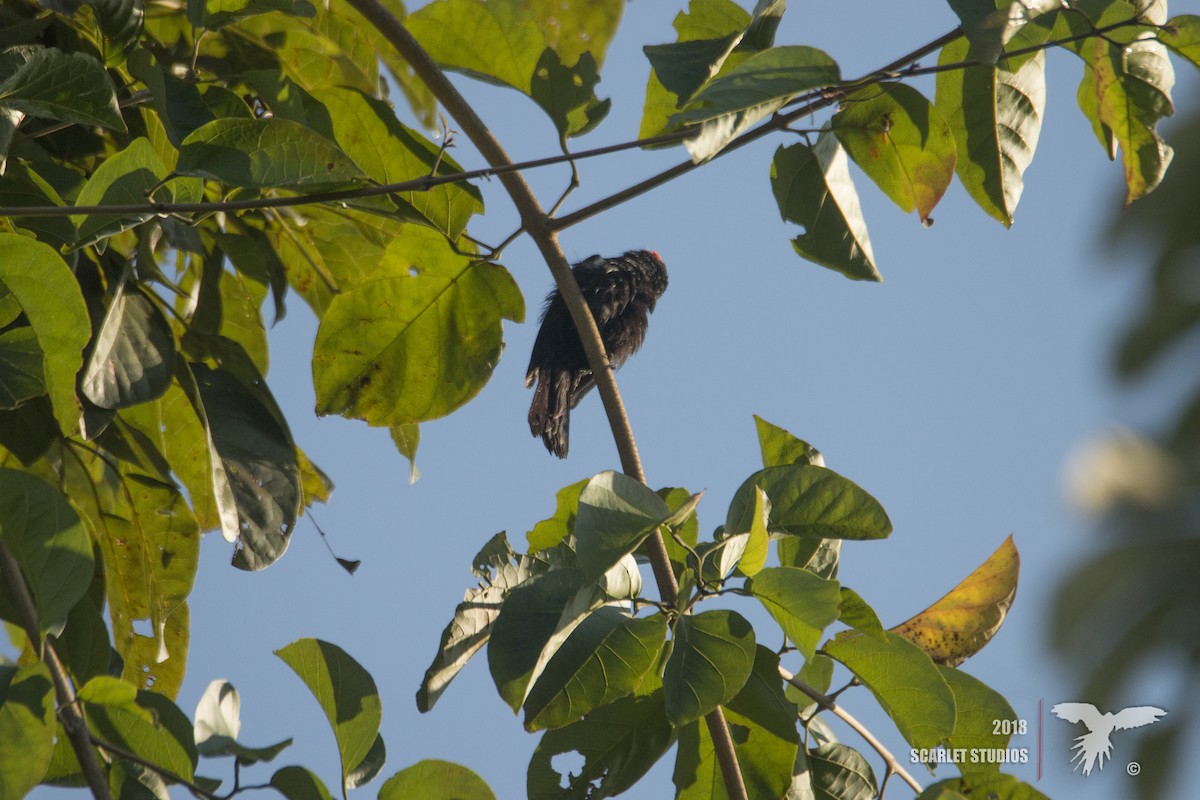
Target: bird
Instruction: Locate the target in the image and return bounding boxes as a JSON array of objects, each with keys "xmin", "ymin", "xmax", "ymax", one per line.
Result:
[
  {"xmin": 526, "ymin": 250, "xmax": 668, "ymax": 458},
  {"xmin": 1050, "ymin": 702, "xmax": 1167, "ymax": 775}
]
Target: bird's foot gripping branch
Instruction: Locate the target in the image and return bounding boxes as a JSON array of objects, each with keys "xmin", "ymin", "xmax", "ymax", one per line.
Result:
[{"xmin": 417, "ymin": 415, "xmax": 1028, "ymax": 799}]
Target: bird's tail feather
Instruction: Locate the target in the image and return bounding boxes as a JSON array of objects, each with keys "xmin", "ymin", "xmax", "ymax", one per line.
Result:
[{"xmin": 528, "ymin": 369, "xmax": 571, "ymax": 458}]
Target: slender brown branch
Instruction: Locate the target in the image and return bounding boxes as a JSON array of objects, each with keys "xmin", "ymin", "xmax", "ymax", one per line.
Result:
[
  {"xmin": 89, "ymin": 734, "xmax": 219, "ymax": 800},
  {"xmin": 0, "ymin": 539, "xmax": 114, "ymax": 800},
  {"xmin": 779, "ymin": 667, "xmax": 923, "ymax": 794},
  {"xmin": 0, "ymin": 128, "xmax": 691, "ymax": 219},
  {"xmin": 706, "ymin": 708, "xmax": 749, "ymax": 797}
]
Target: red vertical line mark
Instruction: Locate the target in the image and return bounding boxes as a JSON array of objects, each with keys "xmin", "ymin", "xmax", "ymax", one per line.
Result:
[{"xmin": 1037, "ymin": 698, "xmax": 1044, "ymax": 780}]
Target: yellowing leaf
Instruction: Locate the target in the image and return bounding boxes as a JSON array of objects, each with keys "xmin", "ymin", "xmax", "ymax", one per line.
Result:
[{"xmin": 890, "ymin": 535, "xmax": 1019, "ymax": 666}]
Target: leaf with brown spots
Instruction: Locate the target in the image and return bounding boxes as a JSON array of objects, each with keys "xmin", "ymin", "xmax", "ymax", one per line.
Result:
[{"xmin": 890, "ymin": 535, "xmax": 1019, "ymax": 666}]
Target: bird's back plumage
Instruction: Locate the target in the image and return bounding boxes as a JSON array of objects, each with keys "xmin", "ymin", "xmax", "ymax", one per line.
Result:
[{"xmin": 526, "ymin": 250, "xmax": 668, "ymax": 457}]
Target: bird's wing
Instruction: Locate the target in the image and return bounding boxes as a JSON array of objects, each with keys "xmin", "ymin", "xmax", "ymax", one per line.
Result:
[
  {"xmin": 1111, "ymin": 707, "xmax": 1167, "ymax": 731},
  {"xmin": 1051, "ymin": 703, "xmax": 1103, "ymax": 729}
]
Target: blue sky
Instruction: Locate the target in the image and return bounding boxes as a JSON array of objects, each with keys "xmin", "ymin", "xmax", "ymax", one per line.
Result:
[{"xmin": 24, "ymin": 1, "xmax": 1199, "ymax": 799}]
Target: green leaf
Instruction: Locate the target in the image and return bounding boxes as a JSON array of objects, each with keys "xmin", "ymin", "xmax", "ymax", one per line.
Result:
[
  {"xmin": 838, "ymin": 587, "xmax": 885, "ymax": 640},
  {"xmin": 936, "ymin": 39, "xmax": 1046, "ymax": 226},
  {"xmin": 527, "ymin": 478, "xmax": 588, "ymax": 553},
  {"xmin": 747, "ymin": 567, "xmax": 841, "ymax": 661},
  {"xmin": 0, "ymin": 469, "xmax": 92, "ymax": 636},
  {"xmin": 937, "ymin": 667, "xmax": 1016, "ymax": 778},
  {"xmin": 193, "ymin": 0, "xmax": 315, "ymax": 29},
  {"xmin": 1077, "ymin": 36, "xmax": 1175, "ymax": 203},
  {"xmin": 0, "ymin": 47, "xmax": 124, "ymax": 131},
  {"xmin": 770, "ymin": 136, "xmax": 880, "ymax": 281},
  {"xmin": 823, "ymin": 631, "xmax": 956, "ymax": 750},
  {"xmin": 378, "ymin": 760, "xmax": 495, "ymax": 800},
  {"xmin": 832, "ymin": 83, "xmax": 956, "ymax": 222},
  {"xmin": 919, "ymin": 773, "xmax": 1050, "ymax": 800},
  {"xmin": 733, "ymin": 486, "xmax": 769, "ymax": 577},
  {"xmin": 663, "ymin": 610, "xmax": 755, "ymax": 726},
  {"xmin": 806, "ymin": 742, "xmax": 878, "ymax": 800},
  {"xmin": 530, "ymin": 49, "xmax": 611, "ymax": 139},
  {"xmin": 193, "ymin": 680, "xmax": 292, "ymax": 764},
  {"xmin": 417, "ymin": 533, "xmax": 547, "ymax": 712},
  {"xmin": 190, "ymin": 362, "xmax": 300, "ymax": 571},
  {"xmin": 754, "ymin": 414, "xmax": 821, "ymax": 468},
  {"xmin": 318, "ymin": 86, "xmax": 482, "ymax": 237},
  {"xmin": 0, "ymin": 164, "xmax": 76, "ymax": 248},
  {"xmin": 674, "ymin": 648, "xmax": 799, "ymax": 800},
  {"xmin": 71, "ymin": 137, "xmax": 168, "ymax": 249},
  {"xmin": 0, "ymin": 328, "xmax": 45, "ymax": 409},
  {"xmin": 81, "ymin": 284, "xmax": 175, "ymax": 410},
  {"xmin": 676, "ymin": 45, "xmax": 841, "ymax": 161},
  {"xmin": 128, "ymin": 50, "xmax": 215, "ymax": 149},
  {"xmin": 527, "ymin": 681, "xmax": 673, "ymax": 799},
  {"xmin": 406, "ymin": 0, "xmax": 544, "ymax": 91},
  {"xmin": 58, "ymin": 449, "xmax": 197, "ymax": 696},
  {"xmin": 945, "ymin": 0, "xmax": 1061, "ymax": 64},
  {"xmin": 177, "ymin": 118, "xmax": 367, "ymax": 189},
  {"xmin": 389, "ymin": 424, "xmax": 420, "ymax": 485},
  {"xmin": 312, "ymin": 230, "xmax": 524, "ymax": 427},
  {"xmin": 345, "ymin": 733, "xmax": 385, "ymax": 788},
  {"xmin": 1161, "ymin": 15, "xmax": 1200, "ymax": 69},
  {"xmin": 727, "ymin": 464, "xmax": 892, "ymax": 541},
  {"xmin": 523, "ymin": 610, "xmax": 666, "ymax": 731},
  {"xmin": 270, "ymin": 766, "xmax": 334, "ymax": 800},
  {"xmin": 527, "ymin": 0, "xmax": 623, "ymax": 68},
  {"xmin": 637, "ymin": 0, "xmax": 752, "ymax": 140},
  {"xmin": 0, "ymin": 663, "xmax": 55, "ymax": 799},
  {"xmin": 0, "ymin": 235, "xmax": 90, "ymax": 435},
  {"xmin": 80, "ymin": 676, "xmax": 197, "ymax": 783},
  {"xmin": 488, "ymin": 569, "xmax": 583, "ymax": 712},
  {"xmin": 650, "ymin": 487, "xmax": 701, "ymax": 577},
  {"xmin": 275, "ymin": 639, "xmax": 380, "ymax": 793},
  {"xmin": 574, "ymin": 471, "xmax": 672, "ymax": 580}
]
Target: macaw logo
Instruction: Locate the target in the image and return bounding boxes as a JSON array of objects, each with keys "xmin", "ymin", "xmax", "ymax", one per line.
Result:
[{"xmin": 1051, "ymin": 703, "xmax": 1167, "ymax": 776}]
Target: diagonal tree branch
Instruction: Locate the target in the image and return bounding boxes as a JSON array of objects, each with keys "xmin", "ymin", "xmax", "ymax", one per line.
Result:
[
  {"xmin": 779, "ymin": 666, "xmax": 923, "ymax": 794},
  {"xmin": 339, "ymin": 1, "xmax": 740, "ymax": 796},
  {"xmin": 0, "ymin": 539, "xmax": 114, "ymax": 800}
]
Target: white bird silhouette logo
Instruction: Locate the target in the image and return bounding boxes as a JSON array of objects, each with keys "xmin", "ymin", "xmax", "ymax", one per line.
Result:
[{"xmin": 1051, "ymin": 703, "xmax": 1167, "ymax": 775}]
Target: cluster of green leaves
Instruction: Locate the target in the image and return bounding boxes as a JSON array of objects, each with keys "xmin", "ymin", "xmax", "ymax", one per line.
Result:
[
  {"xmin": 0, "ymin": 623, "xmax": 492, "ymax": 800},
  {"xmin": 0, "ymin": 0, "xmax": 1196, "ymax": 797},
  {"xmin": 636, "ymin": 0, "xmax": 1195, "ymax": 282},
  {"xmin": 417, "ymin": 416, "xmax": 1031, "ymax": 799}
]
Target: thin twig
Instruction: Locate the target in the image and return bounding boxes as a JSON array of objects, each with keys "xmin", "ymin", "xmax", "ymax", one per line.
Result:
[
  {"xmin": 0, "ymin": 539, "xmax": 114, "ymax": 800},
  {"xmin": 779, "ymin": 667, "xmax": 923, "ymax": 794},
  {"xmin": 89, "ymin": 734, "xmax": 220, "ymax": 800}
]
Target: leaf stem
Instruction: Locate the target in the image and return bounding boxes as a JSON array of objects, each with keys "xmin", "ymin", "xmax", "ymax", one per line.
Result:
[{"xmin": 779, "ymin": 667, "xmax": 923, "ymax": 794}]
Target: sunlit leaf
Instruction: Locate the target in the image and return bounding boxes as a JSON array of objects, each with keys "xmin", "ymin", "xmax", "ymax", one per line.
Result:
[
  {"xmin": 574, "ymin": 471, "xmax": 671, "ymax": 580},
  {"xmin": 312, "ymin": 230, "xmax": 523, "ymax": 428},
  {"xmin": 832, "ymin": 83, "xmax": 956, "ymax": 222},
  {"xmin": 936, "ymin": 40, "xmax": 1045, "ymax": 226},
  {"xmin": 417, "ymin": 533, "xmax": 545, "ymax": 712},
  {"xmin": 919, "ymin": 772, "xmax": 1050, "ymax": 799},
  {"xmin": 726, "ymin": 464, "xmax": 891, "ymax": 542},
  {"xmin": 275, "ymin": 639, "xmax": 380, "ymax": 793},
  {"xmin": 770, "ymin": 136, "xmax": 880, "ymax": 281},
  {"xmin": 71, "ymin": 137, "xmax": 168, "ymax": 249},
  {"xmin": 407, "ymin": 0, "xmax": 543, "ymax": 91},
  {"xmin": 823, "ymin": 631, "xmax": 955, "ymax": 749},
  {"xmin": 890, "ymin": 535, "xmax": 1020, "ymax": 666},
  {"xmin": 938, "ymin": 667, "xmax": 1016, "ymax": 778},
  {"xmin": 753, "ymin": 414, "xmax": 821, "ymax": 469},
  {"xmin": 0, "ymin": 235, "xmax": 90, "ymax": 435},
  {"xmin": 378, "ymin": 760, "xmax": 495, "ymax": 800},
  {"xmin": 663, "ymin": 609, "xmax": 755, "ymax": 726},
  {"xmin": 1160, "ymin": 15, "xmax": 1200, "ymax": 69},
  {"xmin": 177, "ymin": 118, "xmax": 367, "ymax": 189},
  {"xmin": 747, "ymin": 567, "xmax": 841, "ymax": 660}
]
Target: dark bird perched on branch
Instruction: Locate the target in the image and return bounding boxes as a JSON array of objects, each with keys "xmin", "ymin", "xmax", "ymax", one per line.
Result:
[{"xmin": 526, "ymin": 250, "xmax": 668, "ymax": 458}]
